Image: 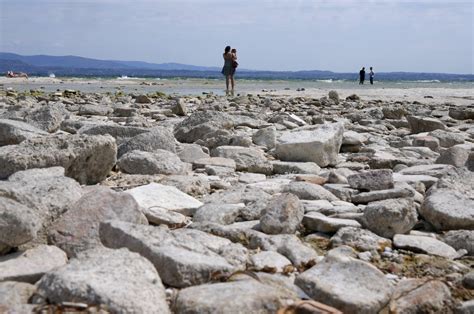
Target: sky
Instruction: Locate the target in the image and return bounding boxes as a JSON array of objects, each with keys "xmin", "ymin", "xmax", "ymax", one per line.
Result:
[{"xmin": 0, "ymin": 0, "xmax": 473, "ymax": 74}]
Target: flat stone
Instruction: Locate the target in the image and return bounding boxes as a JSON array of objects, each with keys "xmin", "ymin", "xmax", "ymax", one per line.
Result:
[
  {"xmin": 0, "ymin": 245, "xmax": 67, "ymax": 283},
  {"xmin": 174, "ymin": 280, "xmax": 297, "ymax": 314},
  {"xmin": 271, "ymin": 161, "xmax": 321, "ymax": 175},
  {"xmin": 100, "ymin": 220, "xmax": 247, "ymax": 288},
  {"xmin": 303, "ymin": 212, "xmax": 361, "ymax": 233},
  {"xmin": 126, "ymin": 183, "xmax": 203, "ymax": 216},
  {"xmin": 283, "ymin": 181, "xmax": 339, "ymax": 201},
  {"xmin": 393, "ymin": 173, "xmax": 438, "ymax": 189},
  {"xmin": 393, "ymin": 234, "xmax": 458, "ymax": 259},
  {"xmin": 398, "ymin": 164, "xmax": 455, "ymax": 178},
  {"xmin": 193, "ymin": 157, "xmax": 236, "ymax": 170},
  {"xmin": 351, "ymin": 187, "xmax": 414, "ymax": 204},
  {"xmin": 238, "ymin": 172, "xmax": 266, "ymax": 184},
  {"xmin": 295, "ymin": 251, "xmax": 393, "ymax": 313},
  {"xmin": 36, "ymin": 248, "xmax": 170, "ymax": 313}
]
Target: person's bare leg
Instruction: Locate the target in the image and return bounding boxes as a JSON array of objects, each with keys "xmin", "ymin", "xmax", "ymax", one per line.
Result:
[
  {"xmin": 230, "ymin": 75, "xmax": 235, "ymax": 95},
  {"xmin": 225, "ymin": 75, "xmax": 230, "ymax": 94}
]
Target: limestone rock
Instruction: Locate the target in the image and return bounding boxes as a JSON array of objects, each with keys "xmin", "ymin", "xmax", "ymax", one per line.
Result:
[
  {"xmin": 0, "ymin": 134, "xmax": 117, "ymax": 184},
  {"xmin": 252, "ymin": 126, "xmax": 277, "ymax": 149},
  {"xmin": 117, "ymin": 149, "xmax": 190, "ymax": 175},
  {"xmin": 260, "ymin": 193, "xmax": 304, "ymax": 234},
  {"xmin": 393, "ymin": 234, "xmax": 458, "ymax": 259},
  {"xmin": 331, "ymin": 227, "xmax": 392, "ymax": 252},
  {"xmin": 0, "ymin": 119, "xmax": 47, "ymax": 146},
  {"xmin": 48, "ymin": 187, "xmax": 146, "ymax": 258},
  {"xmin": 389, "ymin": 279, "xmax": 453, "ymax": 313},
  {"xmin": 407, "ymin": 115, "xmax": 446, "ymax": 133},
  {"xmin": 126, "ymin": 183, "xmax": 203, "ymax": 216},
  {"xmin": 303, "ymin": 212, "xmax": 361, "ymax": 233},
  {"xmin": 363, "ymin": 198, "xmax": 418, "ymax": 238},
  {"xmin": 174, "ymin": 111, "xmax": 234, "ymax": 143},
  {"xmin": 347, "ymin": 169, "xmax": 394, "ymax": 191},
  {"xmin": 0, "ymin": 281, "xmax": 36, "ymax": 306},
  {"xmin": 25, "ymin": 104, "xmax": 67, "ymax": 133},
  {"xmin": 117, "ymin": 127, "xmax": 176, "ymax": 158},
  {"xmin": 272, "ymin": 161, "xmax": 321, "ymax": 175},
  {"xmin": 442, "ymin": 230, "xmax": 474, "ymax": 255},
  {"xmin": 212, "ymin": 146, "xmax": 272, "ymax": 174},
  {"xmin": 275, "ymin": 123, "xmax": 344, "ymax": 167},
  {"xmin": 0, "ymin": 197, "xmax": 41, "ymax": 247},
  {"xmin": 250, "ymin": 251, "xmax": 292, "ymax": 272},
  {"xmin": 283, "ymin": 181, "xmax": 339, "ymax": 201},
  {"xmin": 0, "ymin": 245, "xmax": 67, "ymax": 283},
  {"xmin": 36, "ymin": 248, "xmax": 170, "ymax": 313},
  {"xmin": 174, "ymin": 280, "xmax": 297, "ymax": 314},
  {"xmin": 295, "ymin": 251, "xmax": 393, "ymax": 313}
]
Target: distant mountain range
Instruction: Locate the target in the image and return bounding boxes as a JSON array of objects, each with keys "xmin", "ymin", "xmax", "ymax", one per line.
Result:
[{"xmin": 1, "ymin": 52, "xmax": 473, "ymax": 81}]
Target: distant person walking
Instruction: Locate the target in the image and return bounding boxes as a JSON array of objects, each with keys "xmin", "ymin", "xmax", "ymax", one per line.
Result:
[
  {"xmin": 221, "ymin": 46, "xmax": 236, "ymax": 95},
  {"xmin": 359, "ymin": 67, "xmax": 365, "ymax": 84},
  {"xmin": 369, "ymin": 67, "xmax": 374, "ymax": 85}
]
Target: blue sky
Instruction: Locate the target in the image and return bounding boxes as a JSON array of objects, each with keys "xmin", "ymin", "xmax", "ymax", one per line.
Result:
[{"xmin": 0, "ymin": 0, "xmax": 472, "ymax": 73}]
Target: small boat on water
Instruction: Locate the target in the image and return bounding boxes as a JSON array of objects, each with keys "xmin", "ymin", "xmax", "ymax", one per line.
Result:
[{"xmin": 49, "ymin": 73, "xmax": 56, "ymax": 78}]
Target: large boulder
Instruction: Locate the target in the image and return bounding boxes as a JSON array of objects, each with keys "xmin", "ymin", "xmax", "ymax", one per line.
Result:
[
  {"xmin": 363, "ymin": 198, "xmax": 418, "ymax": 238},
  {"xmin": 48, "ymin": 187, "xmax": 147, "ymax": 258},
  {"xmin": 0, "ymin": 134, "xmax": 117, "ymax": 184},
  {"xmin": 260, "ymin": 193, "xmax": 304, "ymax": 234},
  {"xmin": 449, "ymin": 107, "xmax": 474, "ymax": 120},
  {"xmin": 174, "ymin": 111, "xmax": 234, "ymax": 143},
  {"xmin": 117, "ymin": 149, "xmax": 190, "ymax": 175},
  {"xmin": 420, "ymin": 170, "xmax": 474, "ymax": 231},
  {"xmin": 212, "ymin": 146, "xmax": 272, "ymax": 174},
  {"xmin": 0, "ymin": 197, "xmax": 41, "ymax": 248},
  {"xmin": 295, "ymin": 251, "xmax": 393, "ymax": 313},
  {"xmin": 174, "ymin": 279, "xmax": 297, "ymax": 314},
  {"xmin": 275, "ymin": 123, "xmax": 344, "ymax": 167},
  {"xmin": 442, "ymin": 230, "xmax": 474, "ymax": 255},
  {"xmin": 252, "ymin": 126, "xmax": 277, "ymax": 149},
  {"xmin": 117, "ymin": 127, "xmax": 176, "ymax": 158},
  {"xmin": 36, "ymin": 248, "xmax": 170, "ymax": 313},
  {"xmin": 407, "ymin": 115, "xmax": 446, "ymax": 133},
  {"xmin": 0, "ymin": 119, "xmax": 47, "ymax": 146}
]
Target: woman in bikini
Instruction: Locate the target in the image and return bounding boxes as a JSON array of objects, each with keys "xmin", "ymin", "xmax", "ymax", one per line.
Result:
[{"xmin": 221, "ymin": 46, "xmax": 236, "ymax": 95}]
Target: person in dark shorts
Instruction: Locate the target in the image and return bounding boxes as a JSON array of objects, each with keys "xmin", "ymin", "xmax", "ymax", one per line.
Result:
[
  {"xmin": 359, "ymin": 67, "xmax": 365, "ymax": 84},
  {"xmin": 369, "ymin": 67, "xmax": 374, "ymax": 85},
  {"xmin": 221, "ymin": 46, "xmax": 236, "ymax": 95}
]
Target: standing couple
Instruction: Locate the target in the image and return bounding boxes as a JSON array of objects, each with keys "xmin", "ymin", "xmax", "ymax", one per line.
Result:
[
  {"xmin": 221, "ymin": 46, "xmax": 238, "ymax": 95},
  {"xmin": 359, "ymin": 67, "xmax": 375, "ymax": 85}
]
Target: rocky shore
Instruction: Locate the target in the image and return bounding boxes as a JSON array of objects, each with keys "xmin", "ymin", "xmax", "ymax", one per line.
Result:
[{"xmin": 0, "ymin": 87, "xmax": 473, "ymax": 313}]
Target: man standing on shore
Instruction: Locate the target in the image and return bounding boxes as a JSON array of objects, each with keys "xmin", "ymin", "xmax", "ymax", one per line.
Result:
[
  {"xmin": 359, "ymin": 67, "xmax": 365, "ymax": 84},
  {"xmin": 369, "ymin": 67, "xmax": 375, "ymax": 85}
]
